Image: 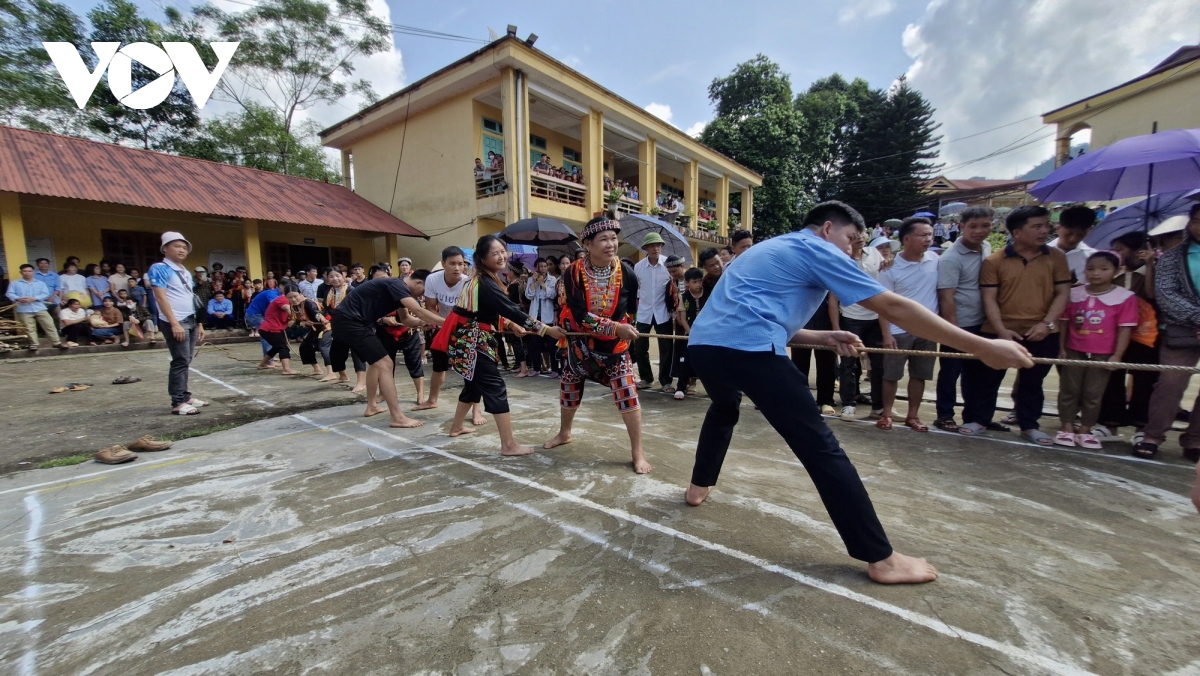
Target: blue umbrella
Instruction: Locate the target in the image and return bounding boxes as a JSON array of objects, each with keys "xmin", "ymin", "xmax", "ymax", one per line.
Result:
[
  {"xmin": 1030, "ymin": 127, "xmax": 1200, "ymax": 203},
  {"xmin": 1084, "ymin": 190, "xmax": 1200, "ymax": 249},
  {"xmin": 617, "ymin": 213, "xmax": 694, "ymax": 264},
  {"xmin": 913, "ymin": 211, "xmax": 936, "ymax": 219}
]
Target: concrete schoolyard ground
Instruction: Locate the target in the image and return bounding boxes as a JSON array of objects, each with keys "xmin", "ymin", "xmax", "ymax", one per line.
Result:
[{"xmin": 1, "ymin": 346, "xmax": 1198, "ymax": 674}]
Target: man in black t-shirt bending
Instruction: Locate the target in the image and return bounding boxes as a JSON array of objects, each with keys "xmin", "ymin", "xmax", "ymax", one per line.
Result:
[{"xmin": 332, "ymin": 276, "xmax": 443, "ymax": 428}]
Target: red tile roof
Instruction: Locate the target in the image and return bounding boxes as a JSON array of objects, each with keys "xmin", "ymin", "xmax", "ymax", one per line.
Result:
[
  {"xmin": 945, "ymin": 178, "xmax": 1034, "ymax": 191},
  {"xmin": 0, "ymin": 125, "xmax": 425, "ymax": 238}
]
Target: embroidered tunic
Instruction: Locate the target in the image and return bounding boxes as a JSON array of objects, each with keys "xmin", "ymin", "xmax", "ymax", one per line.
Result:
[{"xmin": 437, "ymin": 275, "xmax": 547, "ymax": 380}]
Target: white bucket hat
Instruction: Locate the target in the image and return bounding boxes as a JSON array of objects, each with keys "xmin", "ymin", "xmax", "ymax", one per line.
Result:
[
  {"xmin": 1148, "ymin": 215, "xmax": 1187, "ymax": 237},
  {"xmin": 160, "ymin": 231, "xmax": 192, "ymax": 252}
]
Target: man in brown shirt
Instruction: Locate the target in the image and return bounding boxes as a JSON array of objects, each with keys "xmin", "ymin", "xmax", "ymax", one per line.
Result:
[{"xmin": 960, "ymin": 205, "xmax": 1071, "ymax": 443}]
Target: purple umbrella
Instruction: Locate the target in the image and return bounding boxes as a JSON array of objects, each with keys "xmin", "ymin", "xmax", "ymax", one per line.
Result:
[
  {"xmin": 1030, "ymin": 128, "xmax": 1200, "ymax": 203},
  {"xmin": 1084, "ymin": 190, "xmax": 1200, "ymax": 249}
]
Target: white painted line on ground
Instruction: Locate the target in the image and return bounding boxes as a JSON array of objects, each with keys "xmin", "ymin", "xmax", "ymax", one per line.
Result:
[
  {"xmin": 0, "ymin": 455, "xmax": 202, "ymax": 497},
  {"xmin": 20, "ymin": 493, "xmax": 43, "ymax": 676},
  {"xmin": 189, "ymin": 366, "xmax": 275, "ymax": 407},
  {"xmin": 306, "ymin": 416, "xmax": 1093, "ymax": 676}
]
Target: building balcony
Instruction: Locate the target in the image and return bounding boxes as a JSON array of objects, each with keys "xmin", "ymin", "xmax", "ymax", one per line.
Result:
[
  {"xmin": 531, "ymin": 173, "xmax": 586, "ymax": 208},
  {"xmin": 475, "ymin": 175, "xmax": 508, "ymax": 199}
]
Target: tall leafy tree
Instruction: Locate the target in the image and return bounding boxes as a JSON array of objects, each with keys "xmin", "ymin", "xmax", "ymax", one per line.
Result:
[
  {"xmin": 837, "ymin": 76, "xmax": 942, "ymax": 223},
  {"xmin": 173, "ymin": 0, "xmax": 388, "ymax": 172},
  {"xmin": 0, "ymin": 0, "xmax": 88, "ymax": 133},
  {"xmin": 700, "ymin": 55, "xmax": 809, "ymax": 238},
  {"xmin": 794, "ymin": 74, "xmax": 875, "ymax": 207},
  {"xmin": 85, "ymin": 0, "xmax": 201, "ymax": 149},
  {"xmin": 176, "ymin": 102, "xmax": 339, "ymax": 182}
]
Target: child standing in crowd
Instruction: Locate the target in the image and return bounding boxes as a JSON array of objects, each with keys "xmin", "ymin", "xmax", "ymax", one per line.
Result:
[
  {"xmin": 1056, "ymin": 252, "xmax": 1138, "ymax": 449},
  {"xmin": 671, "ymin": 268, "xmax": 707, "ymax": 400}
]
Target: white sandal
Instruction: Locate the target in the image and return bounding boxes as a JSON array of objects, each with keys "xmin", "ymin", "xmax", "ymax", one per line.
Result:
[
  {"xmin": 187, "ymin": 398, "xmax": 208, "ymax": 407},
  {"xmin": 173, "ymin": 403, "xmax": 200, "ymax": 415}
]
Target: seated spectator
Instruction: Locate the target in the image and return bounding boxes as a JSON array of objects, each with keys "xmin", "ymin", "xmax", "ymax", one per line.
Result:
[
  {"xmin": 91, "ymin": 295, "xmax": 127, "ymax": 345},
  {"xmin": 59, "ymin": 298, "xmax": 91, "ymax": 347},
  {"xmin": 207, "ymin": 290, "xmax": 235, "ymax": 329}
]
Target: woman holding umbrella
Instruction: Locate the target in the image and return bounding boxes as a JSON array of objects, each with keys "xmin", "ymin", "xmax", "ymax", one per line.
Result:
[
  {"xmin": 543, "ymin": 216, "xmax": 651, "ymax": 474},
  {"xmin": 436, "ymin": 235, "xmax": 566, "ymax": 454}
]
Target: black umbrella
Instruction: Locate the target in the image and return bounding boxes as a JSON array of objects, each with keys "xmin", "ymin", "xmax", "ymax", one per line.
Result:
[{"xmin": 499, "ymin": 217, "xmax": 577, "ymax": 245}]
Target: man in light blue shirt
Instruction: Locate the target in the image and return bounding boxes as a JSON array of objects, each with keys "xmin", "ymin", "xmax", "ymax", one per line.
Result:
[
  {"xmin": 34, "ymin": 258, "xmax": 60, "ymax": 314},
  {"xmin": 685, "ymin": 200, "xmax": 1032, "ymax": 585},
  {"xmin": 6, "ymin": 263, "xmax": 61, "ymax": 349},
  {"xmin": 206, "ymin": 290, "xmax": 235, "ymax": 329}
]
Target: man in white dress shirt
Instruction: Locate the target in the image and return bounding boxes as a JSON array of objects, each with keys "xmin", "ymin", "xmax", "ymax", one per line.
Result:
[{"xmin": 633, "ymin": 232, "xmax": 673, "ymax": 389}]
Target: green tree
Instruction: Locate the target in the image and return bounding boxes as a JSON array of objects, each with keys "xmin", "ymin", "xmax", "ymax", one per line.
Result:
[
  {"xmin": 176, "ymin": 102, "xmax": 339, "ymax": 182},
  {"xmin": 84, "ymin": 0, "xmax": 201, "ymax": 150},
  {"xmin": 794, "ymin": 74, "xmax": 876, "ymax": 206},
  {"xmin": 172, "ymin": 0, "xmax": 388, "ymax": 173},
  {"xmin": 700, "ymin": 55, "xmax": 809, "ymax": 238},
  {"xmin": 836, "ymin": 76, "xmax": 942, "ymax": 223},
  {"xmin": 0, "ymin": 0, "xmax": 88, "ymax": 133}
]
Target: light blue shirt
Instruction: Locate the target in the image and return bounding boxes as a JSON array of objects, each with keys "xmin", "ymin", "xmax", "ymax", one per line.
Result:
[
  {"xmin": 34, "ymin": 270, "xmax": 60, "ymax": 304},
  {"xmin": 207, "ymin": 298, "xmax": 233, "ymax": 315},
  {"xmin": 148, "ymin": 260, "xmax": 195, "ymax": 322},
  {"xmin": 689, "ymin": 229, "xmax": 885, "ymax": 356},
  {"xmin": 5, "ymin": 278, "xmax": 51, "ymax": 314}
]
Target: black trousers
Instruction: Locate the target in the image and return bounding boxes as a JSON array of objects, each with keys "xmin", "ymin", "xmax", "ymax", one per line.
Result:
[
  {"xmin": 839, "ymin": 316, "xmax": 884, "ymax": 409},
  {"xmin": 1099, "ymin": 339, "xmax": 1159, "ymax": 428},
  {"xmin": 634, "ymin": 319, "xmax": 675, "ymax": 385},
  {"xmin": 260, "ymin": 330, "xmax": 290, "ymax": 360},
  {"xmin": 459, "ymin": 352, "xmax": 510, "ymax": 414},
  {"xmin": 378, "ymin": 329, "xmax": 425, "ymax": 379},
  {"xmin": 505, "ymin": 334, "xmax": 525, "ymax": 368},
  {"xmin": 791, "ymin": 346, "xmax": 837, "ymax": 407},
  {"xmin": 689, "ymin": 345, "xmax": 893, "ymax": 563},
  {"xmin": 962, "ymin": 334, "xmax": 1058, "ymax": 430},
  {"xmin": 934, "ymin": 324, "xmax": 981, "ymax": 420},
  {"xmin": 329, "ymin": 338, "xmax": 366, "ymax": 373},
  {"xmin": 299, "ymin": 331, "xmax": 331, "ymax": 366}
]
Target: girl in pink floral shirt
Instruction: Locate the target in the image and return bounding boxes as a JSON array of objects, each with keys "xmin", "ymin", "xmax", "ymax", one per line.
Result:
[{"xmin": 1056, "ymin": 251, "xmax": 1139, "ymax": 449}]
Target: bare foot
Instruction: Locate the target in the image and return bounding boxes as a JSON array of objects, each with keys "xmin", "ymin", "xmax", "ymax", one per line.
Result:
[
  {"xmin": 867, "ymin": 552, "xmax": 939, "ymax": 584},
  {"xmin": 472, "ymin": 414, "xmax": 488, "ymax": 426},
  {"xmin": 685, "ymin": 483, "xmax": 711, "ymax": 506},
  {"xmin": 632, "ymin": 453, "xmax": 652, "ymax": 474},
  {"xmin": 501, "ymin": 444, "xmax": 537, "ymax": 457},
  {"xmin": 543, "ymin": 432, "xmax": 573, "ymax": 449},
  {"xmin": 449, "ymin": 426, "xmax": 476, "ymax": 437},
  {"xmin": 350, "ymin": 385, "xmax": 366, "ymax": 394},
  {"xmin": 256, "ymin": 365, "xmax": 273, "ymax": 370},
  {"xmin": 363, "ymin": 406, "xmax": 386, "ymax": 418},
  {"xmin": 279, "ymin": 370, "xmax": 299, "ymax": 375},
  {"xmin": 413, "ymin": 401, "xmax": 438, "ymax": 411},
  {"xmin": 389, "ymin": 417, "xmax": 425, "ymax": 429},
  {"xmin": 318, "ymin": 374, "xmax": 339, "ymax": 383}
]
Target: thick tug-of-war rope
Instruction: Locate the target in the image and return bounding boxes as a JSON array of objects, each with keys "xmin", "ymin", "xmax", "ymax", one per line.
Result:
[{"xmin": 561, "ymin": 332, "xmax": 1200, "ymax": 374}]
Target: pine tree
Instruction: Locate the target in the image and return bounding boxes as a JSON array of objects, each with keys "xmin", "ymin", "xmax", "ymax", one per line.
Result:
[{"xmin": 836, "ymin": 76, "xmax": 942, "ymax": 223}]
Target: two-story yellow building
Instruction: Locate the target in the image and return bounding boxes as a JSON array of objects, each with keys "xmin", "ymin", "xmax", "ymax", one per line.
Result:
[{"xmin": 320, "ymin": 34, "xmax": 762, "ymax": 265}]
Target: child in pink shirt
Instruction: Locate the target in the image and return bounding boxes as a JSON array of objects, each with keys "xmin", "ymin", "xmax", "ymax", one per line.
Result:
[{"xmin": 1057, "ymin": 251, "xmax": 1138, "ymax": 449}]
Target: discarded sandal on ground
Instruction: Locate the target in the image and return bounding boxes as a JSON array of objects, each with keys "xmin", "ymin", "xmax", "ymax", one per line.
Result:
[
  {"xmin": 875, "ymin": 416, "xmax": 893, "ymax": 431},
  {"xmin": 127, "ymin": 435, "xmax": 172, "ymax": 452},
  {"xmin": 94, "ymin": 445, "xmax": 137, "ymax": 464},
  {"xmin": 112, "ymin": 375, "xmax": 142, "ymax": 384},
  {"xmin": 49, "ymin": 387, "xmax": 68, "ymax": 394},
  {"xmin": 905, "ymin": 417, "xmax": 929, "ymax": 432},
  {"xmin": 67, "ymin": 384, "xmax": 90, "ymax": 391}
]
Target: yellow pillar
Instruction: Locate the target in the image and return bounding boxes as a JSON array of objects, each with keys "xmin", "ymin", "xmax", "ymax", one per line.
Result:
[
  {"xmin": 340, "ymin": 150, "xmax": 352, "ymax": 189},
  {"xmin": 683, "ymin": 160, "xmax": 699, "ymax": 223},
  {"xmin": 1055, "ymin": 133, "xmax": 1071, "ymax": 168},
  {"xmin": 242, "ymin": 218, "xmax": 263, "ymax": 281},
  {"xmin": 741, "ymin": 188, "xmax": 754, "ymax": 232},
  {"xmin": 386, "ymin": 235, "xmax": 400, "ymax": 269},
  {"xmin": 638, "ymin": 138, "xmax": 657, "ymax": 214},
  {"xmin": 0, "ymin": 192, "xmax": 27, "ymax": 283},
  {"xmin": 716, "ymin": 175, "xmax": 731, "ymax": 237},
  {"xmin": 582, "ymin": 108, "xmax": 604, "ymax": 216},
  {"xmin": 500, "ymin": 68, "xmax": 520, "ymax": 225}
]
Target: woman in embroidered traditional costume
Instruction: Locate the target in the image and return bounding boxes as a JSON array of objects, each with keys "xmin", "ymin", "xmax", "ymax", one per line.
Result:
[
  {"xmin": 542, "ymin": 217, "xmax": 651, "ymax": 474},
  {"xmin": 434, "ymin": 235, "xmax": 566, "ymax": 455}
]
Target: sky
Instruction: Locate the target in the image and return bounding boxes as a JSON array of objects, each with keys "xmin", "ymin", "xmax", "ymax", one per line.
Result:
[{"xmin": 58, "ymin": 0, "xmax": 1200, "ymax": 179}]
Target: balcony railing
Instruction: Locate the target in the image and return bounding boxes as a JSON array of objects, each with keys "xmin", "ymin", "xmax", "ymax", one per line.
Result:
[
  {"xmin": 614, "ymin": 196, "xmax": 642, "ymax": 216},
  {"xmin": 531, "ymin": 174, "xmax": 586, "ymax": 207},
  {"xmin": 475, "ymin": 175, "xmax": 508, "ymax": 199}
]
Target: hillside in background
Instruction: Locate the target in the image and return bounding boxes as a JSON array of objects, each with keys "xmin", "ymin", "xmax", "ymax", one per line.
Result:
[{"xmin": 1017, "ymin": 143, "xmax": 1089, "ymax": 180}]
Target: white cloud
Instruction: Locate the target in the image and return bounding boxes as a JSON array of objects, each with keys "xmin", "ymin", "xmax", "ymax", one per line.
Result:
[
  {"xmin": 685, "ymin": 121, "xmax": 707, "ymax": 137},
  {"xmin": 839, "ymin": 0, "xmax": 896, "ymax": 24},
  {"xmin": 902, "ymin": 0, "xmax": 1200, "ymax": 179},
  {"xmin": 644, "ymin": 102, "xmax": 673, "ymax": 124}
]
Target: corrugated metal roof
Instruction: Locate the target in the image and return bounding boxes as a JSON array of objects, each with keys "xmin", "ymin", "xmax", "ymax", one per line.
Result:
[{"xmin": 0, "ymin": 125, "xmax": 426, "ymax": 238}]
